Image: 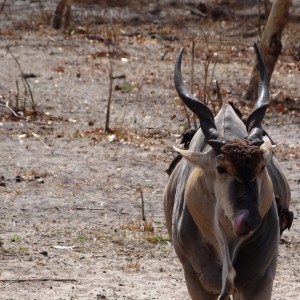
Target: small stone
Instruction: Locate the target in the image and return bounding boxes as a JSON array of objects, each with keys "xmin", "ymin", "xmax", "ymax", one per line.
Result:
[
  {"xmin": 15, "ymin": 176, "xmax": 22, "ymax": 183},
  {"xmin": 40, "ymin": 250, "xmax": 48, "ymax": 257}
]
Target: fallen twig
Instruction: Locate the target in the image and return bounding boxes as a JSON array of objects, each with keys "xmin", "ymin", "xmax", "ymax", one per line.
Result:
[
  {"xmin": 74, "ymin": 207, "xmax": 106, "ymax": 211},
  {"xmin": 73, "ymin": 207, "xmax": 128, "ymax": 215},
  {"xmin": 0, "ymin": 278, "xmax": 77, "ymax": 283},
  {"xmin": 32, "ymin": 132, "xmax": 50, "ymax": 149},
  {"xmin": 0, "ymin": 102, "xmax": 25, "ymax": 119}
]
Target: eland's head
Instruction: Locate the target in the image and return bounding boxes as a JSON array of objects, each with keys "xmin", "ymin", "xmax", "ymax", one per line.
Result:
[{"xmin": 174, "ymin": 44, "xmax": 274, "ymax": 236}]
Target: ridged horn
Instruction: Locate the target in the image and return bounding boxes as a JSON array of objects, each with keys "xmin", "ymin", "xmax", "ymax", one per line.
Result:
[
  {"xmin": 174, "ymin": 47, "xmax": 218, "ymax": 141},
  {"xmin": 246, "ymin": 43, "xmax": 269, "ymax": 146}
]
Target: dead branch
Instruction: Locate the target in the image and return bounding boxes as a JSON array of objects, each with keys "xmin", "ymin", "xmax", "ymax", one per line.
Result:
[
  {"xmin": 216, "ymin": 80, "xmax": 223, "ymax": 108},
  {"xmin": 208, "ymin": 55, "xmax": 218, "ymax": 114},
  {"xmin": 6, "ymin": 46, "xmax": 36, "ymax": 111},
  {"xmin": 182, "ymin": 101, "xmax": 191, "ymax": 129},
  {"xmin": 138, "ymin": 184, "xmax": 146, "ymax": 221},
  {"xmin": 244, "ymin": 0, "xmax": 292, "ymax": 101},
  {"xmin": 190, "ymin": 40, "xmax": 195, "ymax": 94},
  {"xmin": 132, "ymin": 73, "xmax": 145, "ymax": 125},
  {"xmin": 198, "ymin": 52, "xmax": 218, "ymax": 115},
  {"xmin": 52, "ymin": 0, "xmax": 73, "ymax": 30},
  {"xmin": 190, "ymin": 39, "xmax": 197, "ymax": 129},
  {"xmin": 105, "ymin": 61, "xmax": 113, "ymax": 133},
  {"xmin": 0, "ymin": 0, "xmax": 7, "ymax": 16},
  {"xmin": 15, "ymin": 79, "xmax": 19, "ymax": 109}
]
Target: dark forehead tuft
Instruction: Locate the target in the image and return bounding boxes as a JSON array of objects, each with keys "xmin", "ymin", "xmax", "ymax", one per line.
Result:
[{"xmin": 220, "ymin": 139, "xmax": 263, "ymax": 168}]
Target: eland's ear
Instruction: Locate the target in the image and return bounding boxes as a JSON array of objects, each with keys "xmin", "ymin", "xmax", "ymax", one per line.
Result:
[
  {"xmin": 260, "ymin": 139, "xmax": 273, "ymax": 164},
  {"xmin": 173, "ymin": 146, "xmax": 204, "ymax": 165},
  {"xmin": 173, "ymin": 146, "xmax": 215, "ymax": 170}
]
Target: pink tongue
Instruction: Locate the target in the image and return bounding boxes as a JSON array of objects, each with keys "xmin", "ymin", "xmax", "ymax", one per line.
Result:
[{"xmin": 234, "ymin": 209, "xmax": 249, "ymax": 233}]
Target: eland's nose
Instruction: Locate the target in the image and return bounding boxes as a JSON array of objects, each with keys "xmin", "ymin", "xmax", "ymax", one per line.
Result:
[{"xmin": 234, "ymin": 209, "xmax": 261, "ymax": 235}]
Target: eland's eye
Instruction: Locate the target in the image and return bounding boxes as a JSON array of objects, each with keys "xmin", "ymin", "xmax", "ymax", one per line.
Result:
[{"xmin": 216, "ymin": 166, "xmax": 226, "ymax": 174}]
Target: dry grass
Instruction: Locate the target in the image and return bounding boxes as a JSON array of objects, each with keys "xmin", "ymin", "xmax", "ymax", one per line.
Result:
[
  {"xmin": 145, "ymin": 233, "xmax": 171, "ymax": 244},
  {"xmin": 120, "ymin": 220, "xmax": 154, "ymax": 233}
]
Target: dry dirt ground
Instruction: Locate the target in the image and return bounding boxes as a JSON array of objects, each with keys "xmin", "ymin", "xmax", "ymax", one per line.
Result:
[{"xmin": 0, "ymin": 1, "xmax": 299, "ymax": 299}]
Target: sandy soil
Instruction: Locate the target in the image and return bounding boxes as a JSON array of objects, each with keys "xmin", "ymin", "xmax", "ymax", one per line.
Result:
[{"xmin": 0, "ymin": 1, "xmax": 299, "ymax": 299}]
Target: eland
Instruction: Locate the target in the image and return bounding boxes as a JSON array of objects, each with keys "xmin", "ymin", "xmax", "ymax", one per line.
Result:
[{"xmin": 163, "ymin": 44, "xmax": 293, "ymax": 299}]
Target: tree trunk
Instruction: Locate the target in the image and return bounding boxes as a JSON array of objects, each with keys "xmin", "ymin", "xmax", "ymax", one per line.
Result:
[
  {"xmin": 52, "ymin": 0, "xmax": 73, "ymax": 30},
  {"xmin": 244, "ymin": 0, "xmax": 292, "ymax": 101}
]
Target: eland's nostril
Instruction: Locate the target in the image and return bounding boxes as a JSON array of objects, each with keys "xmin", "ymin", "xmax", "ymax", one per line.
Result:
[{"xmin": 245, "ymin": 214, "xmax": 261, "ymax": 231}]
